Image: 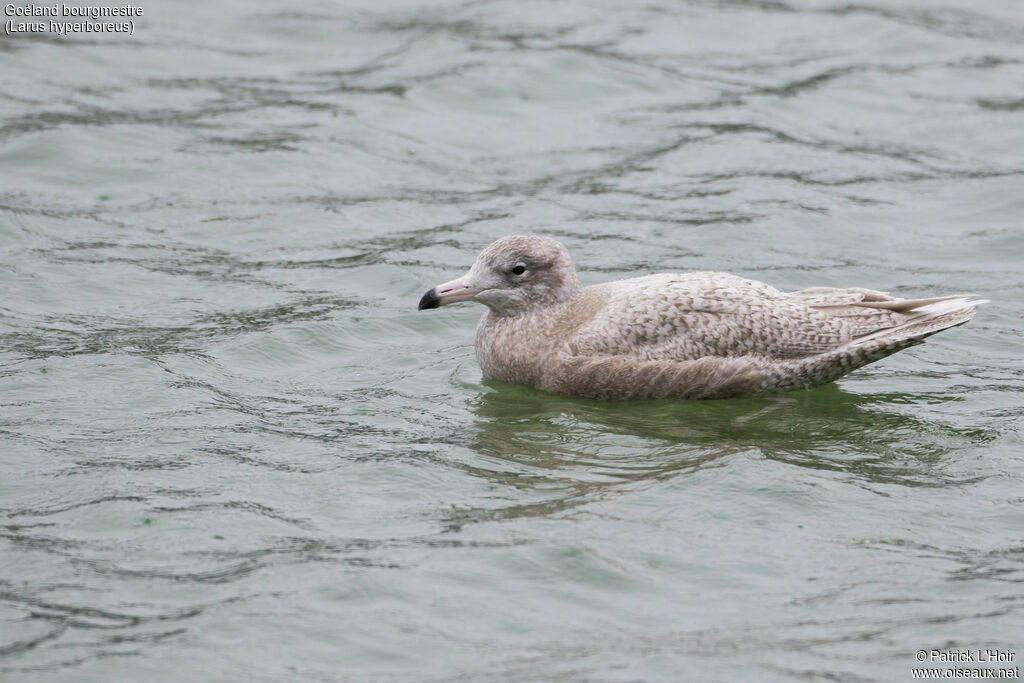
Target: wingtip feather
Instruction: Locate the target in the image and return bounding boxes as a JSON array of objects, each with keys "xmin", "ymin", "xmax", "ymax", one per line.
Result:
[
  {"xmin": 850, "ymin": 296, "xmax": 985, "ymax": 347},
  {"xmin": 911, "ymin": 296, "xmax": 987, "ymax": 317}
]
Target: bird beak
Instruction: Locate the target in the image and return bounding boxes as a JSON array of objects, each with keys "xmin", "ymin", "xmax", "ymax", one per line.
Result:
[{"xmin": 418, "ymin": 275, "xmax": 482, "ymax": 310}]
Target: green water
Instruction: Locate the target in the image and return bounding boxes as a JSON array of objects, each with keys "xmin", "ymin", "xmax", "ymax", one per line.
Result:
[{"xmin": 2, "ymin": 1, "xmax": 1023, "ymax": 681}]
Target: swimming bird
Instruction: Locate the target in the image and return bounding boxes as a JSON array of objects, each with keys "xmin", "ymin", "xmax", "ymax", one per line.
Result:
[{"xmin": 418, "ymin": 236, "xmax": 984, "ymax": 400}]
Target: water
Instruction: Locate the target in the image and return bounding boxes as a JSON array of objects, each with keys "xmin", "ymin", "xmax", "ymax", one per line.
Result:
[{"xmin": 2, "ymin": 1, "xmax": 1023, "ymax": 680}]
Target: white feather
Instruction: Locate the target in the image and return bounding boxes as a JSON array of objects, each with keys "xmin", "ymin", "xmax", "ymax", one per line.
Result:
[{"xmin": 851, "ymin": 297, "xmax": 987, "ymax": 346}]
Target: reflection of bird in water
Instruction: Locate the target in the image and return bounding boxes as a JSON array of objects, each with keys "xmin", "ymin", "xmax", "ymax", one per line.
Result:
[
  {"xmin": 438, "ymin": 383, "xmax": 989, "ymax": 530},
  {"xmin": 419, "ymin": 236, "xmax": 985, "ymax": 400}
]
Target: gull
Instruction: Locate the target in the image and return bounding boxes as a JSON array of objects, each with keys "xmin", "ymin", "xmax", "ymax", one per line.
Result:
[{"xmin": 418, "ymin": 236, "xmax": 984, "ymax": 400}]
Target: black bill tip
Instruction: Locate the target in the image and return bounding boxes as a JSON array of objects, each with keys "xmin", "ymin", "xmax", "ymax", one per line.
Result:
[{"xmin": 418, "ymin": 288, "xmax": 440, "ymax": 310}]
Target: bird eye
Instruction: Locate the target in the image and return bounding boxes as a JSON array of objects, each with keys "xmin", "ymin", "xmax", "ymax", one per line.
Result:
[{"xmin": 511, "ymin": 264, "xmax": 526, "ymax": 275}]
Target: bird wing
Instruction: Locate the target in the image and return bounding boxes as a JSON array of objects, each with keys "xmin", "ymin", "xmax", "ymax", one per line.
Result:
[{"xmin": 562, "ymin": 272, "xmax": 848, "ymax": 362}]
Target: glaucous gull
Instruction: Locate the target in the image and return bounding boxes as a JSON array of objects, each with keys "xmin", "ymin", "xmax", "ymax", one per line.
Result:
[{"xmin": 418, "ymin": 236, "xmax": 984, "ymax": 400}]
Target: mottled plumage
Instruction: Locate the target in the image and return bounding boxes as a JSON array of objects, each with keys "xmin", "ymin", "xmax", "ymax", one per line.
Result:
[{"xmin": 418, "ymin": 236, "xmax": 985, "ymax": 400}]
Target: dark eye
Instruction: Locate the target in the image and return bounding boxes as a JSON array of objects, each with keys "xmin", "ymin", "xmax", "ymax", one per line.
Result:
[{"xmin": 511, "ymin": 264, "xmax": 526, "ymax": 275}]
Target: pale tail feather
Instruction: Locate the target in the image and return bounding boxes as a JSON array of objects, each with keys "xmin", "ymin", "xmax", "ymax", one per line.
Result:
[
  {"xmin": 851, "ymin": 297, "xmax": 987, "ymax": 346},
  {"xmin": 813, "ymin": 294, "xmax": 967, "ymax": 313}
]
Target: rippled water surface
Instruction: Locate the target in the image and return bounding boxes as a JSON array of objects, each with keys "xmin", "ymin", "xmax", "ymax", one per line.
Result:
[{"xmin": 2, "ymin": 1, "xmax": 1023, "ymax": 681}]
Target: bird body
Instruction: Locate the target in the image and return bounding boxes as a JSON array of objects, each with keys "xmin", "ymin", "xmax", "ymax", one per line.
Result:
[{"xmin": 418, "ymin": 236, "xmax": 983, "ymax": 400}]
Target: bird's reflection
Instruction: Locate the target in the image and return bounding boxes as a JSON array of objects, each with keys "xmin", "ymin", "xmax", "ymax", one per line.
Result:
[{"xmin": 439, "ymin": 381, "xmax": 994, "ymax": 531}]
